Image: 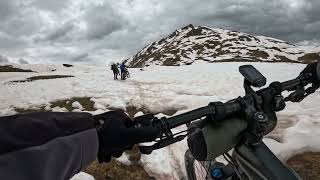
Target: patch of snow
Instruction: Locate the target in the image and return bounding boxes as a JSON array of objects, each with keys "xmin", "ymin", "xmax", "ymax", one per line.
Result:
[
  {"xmin": 70, "ymin": 172, "xmax": 95, "ymax": 180},
  {"xmin": 72, "ymin": 109, "xmax": 83, "ymax": 112},
  {"xmin": 72, "ymin": 101, "xmax": 84, "ymax": 110},
  {"xmin": 115, "ymin": 153, "xmax": 132, "ymax": 166},
  {"xmin": 51, "ymin": 107, "xmax": 69, "ymax": 112},
  {"xmin": 44, "ymin": 105, "xmax": 52, "ymax": 111},
  {"xmin": 93, "ymin": 102, "xmax": 107, "ymax": 110},
  {"xmin": 134, "ymin": 111, "xmax": 144, "ymax": 117}
]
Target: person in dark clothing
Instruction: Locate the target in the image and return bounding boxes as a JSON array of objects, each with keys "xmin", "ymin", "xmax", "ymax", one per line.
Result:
[
  {"xmin": 120, "ymin": 62, "xmax": 126, "ymax": 80},
  {"xmin": 0, "ymin": 61, "xmax": 319, "ymax": 180},
  {"xmin": 111, "ymin": 63, "xmax": 119, "ymax": 79}
]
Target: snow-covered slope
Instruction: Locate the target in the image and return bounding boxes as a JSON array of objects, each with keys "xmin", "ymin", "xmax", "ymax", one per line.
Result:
[
  {"xmin": 1, "ymin": 63, "xmax": 320, "ymax": 179},
  {"xmin": 125, "ymin": 24, "xmax": 320, "ymax": 67}
]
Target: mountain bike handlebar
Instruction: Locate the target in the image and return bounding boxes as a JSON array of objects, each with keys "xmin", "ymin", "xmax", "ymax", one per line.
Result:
[
  {"xmin": 152, "ymin": 73, "xmax": 313, "ymax": 132},
  {"xmin": 137, "ymin": 70, "xmax": 316, "ymax": 156},
  {"xmin": 135, "ymin": 63, "xmax": 319, "ymax": 180}
]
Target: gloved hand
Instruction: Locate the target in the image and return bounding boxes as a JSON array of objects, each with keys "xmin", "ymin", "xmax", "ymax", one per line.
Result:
[
  {"xmin": 94, "ymin": 111, "xmax": 160, "ymax": 163},
  {"xmin": 300, "ymin": 60, "xmax": 320, "ymax": 85}
]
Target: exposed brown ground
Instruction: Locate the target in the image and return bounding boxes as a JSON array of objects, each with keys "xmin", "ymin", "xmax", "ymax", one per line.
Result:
[
  {"xmin": 14, "ymin": 97, "xmax": 96, "ymax": 113},
  {"xmin": 287, "ymin": 152, "xmax": 320, "ymax": 180},
  {"xmin": 84, "ymin": 146, "xmax": 154, "ymax": 180},
  {"xmin": 9, "ymin": 75, "xmax": 74, "ymax": 83},
  {"xmin": 0, "ymin": 65, "xmax": 34, "ymax": 72}
]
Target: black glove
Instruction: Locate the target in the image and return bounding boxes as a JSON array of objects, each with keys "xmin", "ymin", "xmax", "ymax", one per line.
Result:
[
  {"xmin": 300, "ymin": 60, "xmax": 320, "ymax": 86},
  {"xmin": 94, "ymin": 111, "xmax": 160, "ymax": 163}
]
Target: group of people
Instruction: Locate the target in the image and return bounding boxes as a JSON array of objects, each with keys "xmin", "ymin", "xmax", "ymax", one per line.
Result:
[{"xmin": 111, "ymin": 62, "xmax": 129, "ymax": 80}]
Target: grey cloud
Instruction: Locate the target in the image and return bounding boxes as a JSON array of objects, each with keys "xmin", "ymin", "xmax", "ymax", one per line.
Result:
[
  {"xmin": 0, "ymin": 34, "xmax": 28, "ymax": 51},
  {"xmin": 31, "ymin": 48, "xmax": 91, "ymax": 63},
  {"xmin": 0, "ymin": 0, "xmax": 320, "ymax": 64},
  {"xmin": 0, "ymin": 54, "xmax": 10, "ymax": 63},
  {"xmin": 42, "ymin": 22, "xmax": 75, "ymax": 42},
  {"xmin": 31, "ymin": 0, "xmax": 69, "ymax": 12},
  {"xmin": 0, "ymin": 1, "xmax": 42, "ymax": 37},
  {"xmin": 0, "ymin": 0, "xmax": 17, "ymax": 21},
  {"xmin": 18, "ymin": 58, "xmax": 29, "ymax": 64},
  {"xmin": 70, "ymin": 53, "xmax": 90, "ymax": 62},
  {"xmin": 84, "ymin": 2, "xmax": 125, "ymax": 40},
  {"xmin": 301, "ymin": 0, "xmax": 320, "ymax": 23}
]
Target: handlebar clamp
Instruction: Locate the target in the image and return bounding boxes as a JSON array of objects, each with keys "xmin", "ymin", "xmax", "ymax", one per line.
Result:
[{"xmin": 208, "ymin": 102, "xmax": 226, "ymax": 123}]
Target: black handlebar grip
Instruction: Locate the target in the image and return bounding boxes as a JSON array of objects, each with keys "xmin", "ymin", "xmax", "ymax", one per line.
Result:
[
  {"xmin": 224, "ymin": 101, "xmax": 242, "ymax": 115},
  {"xmin": 281, "ymin": 78, "xmax": 302, "ymax": 91},
  {"xmin": 281, "ymin": 73, "xmax": 313, "ymax": 92},
  {"xmin": 166, "ymin": 106, "xmax": 215, "ymax": 129}
]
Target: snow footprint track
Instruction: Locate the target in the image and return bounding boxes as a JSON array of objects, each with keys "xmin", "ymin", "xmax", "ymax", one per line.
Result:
[{"xmin": 126, "ymin": 79, "xmax": 181, "ymax": 114}]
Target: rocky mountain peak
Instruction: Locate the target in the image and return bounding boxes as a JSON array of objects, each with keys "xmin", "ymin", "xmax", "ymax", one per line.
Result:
[{"xmin": 125, "ymin": 25, "xmax": 320, "ymax": 67}]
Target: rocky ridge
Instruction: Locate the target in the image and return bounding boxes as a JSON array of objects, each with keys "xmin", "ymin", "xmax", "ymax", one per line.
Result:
[{"xmin": 125, "ymin": 24, "xmax": 320, "ymax": 67}]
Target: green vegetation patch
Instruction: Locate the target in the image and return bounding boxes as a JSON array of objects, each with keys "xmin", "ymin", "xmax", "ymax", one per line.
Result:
[
  {"xmin": 250, "ymin": 50, "xmax": 270, "ymax": 59},
  {"xmin": 162, "ymin": 56, "xmax": 181, "ymax": 66},
  {"xmin": 10, "ymin": 75, "xmax": 74, "ymax": 83},
  {"xmin": 14, "ymin": 97, "xmax": 96, "ymax": 113},
  {"xmin": 14, "ymin": 107, "xmax": 47, "ymax": 114},
  {"xmin": 274, "ymin": 55, "xmax": 298, "ymax": 63},
  {"xmin": 50, "ymin": 97, "xmax": 96, "ymax": 111},
  {"xmin": 0, "ymin": 65, "xmax": 34, "ymax": 72},
  {"xmin": 298, "ymin": 53, "xmax": 320, "ymax": 64}
]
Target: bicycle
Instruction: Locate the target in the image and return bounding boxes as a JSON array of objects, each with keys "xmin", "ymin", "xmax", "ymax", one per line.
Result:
[
  {"xmin": 132, "ymin": 62, "xmax": 320, "ymax": 180},
  {"xmin": 121, "ymin": 68, "xmax": 130, "ymax": 80},
  {"xmin": 125, "ymin": 68, "xmax": 130, "ymax": 79}
]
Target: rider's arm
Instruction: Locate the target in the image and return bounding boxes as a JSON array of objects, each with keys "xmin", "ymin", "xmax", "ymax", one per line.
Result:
[
  {"xmin": 0, "ymin": 111, "xmax": 159, "ymax": 180},
  {"xmin": 0, "ymin": 112, "xmax": 98, "ymax": 180}
]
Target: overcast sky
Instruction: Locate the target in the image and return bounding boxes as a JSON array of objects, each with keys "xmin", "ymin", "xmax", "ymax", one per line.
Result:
[{"xmin": 0, "ymin": 0, "xmax": 320, "ymax": 64}]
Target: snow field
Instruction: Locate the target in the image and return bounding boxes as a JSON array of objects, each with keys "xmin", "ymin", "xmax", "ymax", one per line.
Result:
[{"xmin": 1, "ymin": 62, "xmax": 320, "ymax": 179}]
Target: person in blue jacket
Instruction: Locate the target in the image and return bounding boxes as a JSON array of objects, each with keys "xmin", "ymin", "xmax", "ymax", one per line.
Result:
[{"xmin": 120, "ymin": 62, "xmax": 126, "ymax": 80}]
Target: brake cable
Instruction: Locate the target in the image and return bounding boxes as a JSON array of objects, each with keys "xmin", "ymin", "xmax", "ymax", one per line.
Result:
[
  {"xmin": 223, "ymin": 153, "xmax": 243, "ymax": 179},
  {"xmin": 138, "ymin": 123, "xmax": 203, "ymax": 154}
]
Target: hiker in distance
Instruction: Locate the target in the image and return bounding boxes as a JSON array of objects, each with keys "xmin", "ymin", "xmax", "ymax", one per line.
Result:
[
  {"xmin": 111, "ymin": 63, "xmax": 119, "ymax": 80},
  {"xmin": 120, "ymin": 62, "xmax": 126, "ymax": 80}
]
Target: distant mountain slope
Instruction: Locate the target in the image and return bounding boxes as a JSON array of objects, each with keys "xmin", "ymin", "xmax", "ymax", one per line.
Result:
[{"xmin": 125, "ymin": 24, "xmax": 320, "ymax": 67}]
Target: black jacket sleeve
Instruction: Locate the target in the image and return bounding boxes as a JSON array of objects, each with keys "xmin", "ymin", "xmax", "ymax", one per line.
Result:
[{"xmin": 0, "ymin": 112, "xmax": 99, "ymax": 180}]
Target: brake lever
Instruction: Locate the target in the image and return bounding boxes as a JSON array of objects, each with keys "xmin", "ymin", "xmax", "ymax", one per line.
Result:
[
  {"xmin": 284, "ymin": 84, "xmax": 319, "ymax": 102},
  {"xmin": 305, "ymin": 84, "xmax": 319, "ymax": 95},
  {"xmin": 284, "ymin": 86, "xmax": 306, "ymax": 102},
  {"xmin": 136, "ymin": 113, "xmax": 206, "ymax": 154},
  {"xmin": 139, "ymin": 134, "xmax": 186, "ymax": 154},
  {"xmin": 138, "ymin": 126, "xmax": 203, "ymax": 154}
]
